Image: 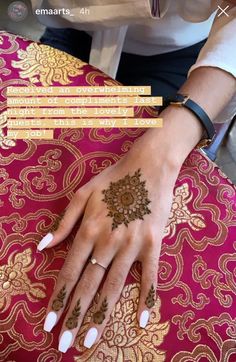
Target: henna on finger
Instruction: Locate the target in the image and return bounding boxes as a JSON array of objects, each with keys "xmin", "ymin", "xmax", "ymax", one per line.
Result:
[
  {"xmin": 92, "ymin": 297, "xmax": 108, "ymax": 324},
  {"xmin": 50, "ymin": 210, "xmax": 66, "ymax": 232},
  {"xmin": 145, "ymin": 284, "xmax": 156, "ymax": 308},
  {"xmin": 52, "ymin": 284, "xmax": 67, "ymax": 311},
  {"xmin": 102, "ymin": 169, "xmax": 151, "ymax": 230},
  {"xmin": 65, "ymin": 299, "xmax": 81, "ymax": 329}
]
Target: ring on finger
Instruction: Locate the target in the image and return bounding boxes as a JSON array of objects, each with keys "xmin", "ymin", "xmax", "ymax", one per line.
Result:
[{"xmin": 90, "ymin": 257, "xmax": 107, "ymax": 270}]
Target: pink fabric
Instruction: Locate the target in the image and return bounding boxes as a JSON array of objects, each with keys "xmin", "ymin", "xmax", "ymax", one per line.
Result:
[{"xmin": 0, "ymin": 32, "xmax": 236, "ymax": 361}]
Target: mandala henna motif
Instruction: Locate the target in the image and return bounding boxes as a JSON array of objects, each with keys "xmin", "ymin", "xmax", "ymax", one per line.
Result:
[
  {"xmin": 65, "ymin": 299, "xmax": 81, "ymax": 329},
  {"xmin": 52, "ymin": 284, "xmax": 66, "ymax": 311},
  {"xmin": 145, "ymin": 284, "xmax": 156, "ymax": 308},
  {"xmin": 93, "ymin": 297, "xmax": 108, "ymax": 324},
  {"xmin": 102, "ymin": 169, "xmax": 151, "ymax": 229}
]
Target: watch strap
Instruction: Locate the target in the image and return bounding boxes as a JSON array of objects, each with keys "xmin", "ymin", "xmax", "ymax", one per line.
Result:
[{"xmin": 164, "ymin": 94, "xmax": 216, "ymax": 141}]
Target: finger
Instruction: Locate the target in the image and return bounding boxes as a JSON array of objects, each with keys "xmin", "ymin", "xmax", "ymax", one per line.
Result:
[
  {"xmin": 42, "ymin": 224, "xmax": 96, "ymax": 333},
  {"xmin": 82, "ymin": 248, "xmax": 135, "ymax": 349},
  {"xmin": 37, "ymin": 186, "xmax": 91, "ymax": 251},
  {"xmin": 137, "ymin": 245, "xmax": 159, "ymax": 329},
  {"xmin": 57, "ymin": 246, "xmax": 114, "ymax": 353}
]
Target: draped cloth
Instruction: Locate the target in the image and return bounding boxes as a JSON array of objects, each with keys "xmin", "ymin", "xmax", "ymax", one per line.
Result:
[{"xmin": 0, "ymin": 32, "xmax": 236, "ymax": 362}]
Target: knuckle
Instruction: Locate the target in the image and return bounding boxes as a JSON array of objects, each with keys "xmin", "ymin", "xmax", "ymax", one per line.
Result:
[
  {"xmin": 144, "ymin": 232, "xmax": 157, "ymax": 250},
  {"xmin": 125, "ymin": 236, "xmax": 136, "ymax": 249},
  {"xmin": 80, "ymin": 272, "xmax": 97, "ymax": 292},
  {"xmin": 106, "ymin": 272, "xmax": 124, "ymax": 292},
  {"xmin": 74, "ymin": 187, "xmax": 86, "ymax": 200},
  {"xmin": 74, "ymin": 184, "xmax": 91, "ymax": 201},
  {"xmin": 60, "ymin": 262, "xmax": 78, "ymax": 283},
  {"xmin": 79, "ymin": 221, "xmax": 96, "ymax": 240},
  {"xmin": 105, "ymin": 234, "xmax": 120, "ymax": 249}
]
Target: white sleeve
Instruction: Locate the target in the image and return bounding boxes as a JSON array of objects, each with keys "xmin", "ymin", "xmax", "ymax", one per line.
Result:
[{"xmin": 188, "ymin": 4, "xmax": 236, "ymax": 123}]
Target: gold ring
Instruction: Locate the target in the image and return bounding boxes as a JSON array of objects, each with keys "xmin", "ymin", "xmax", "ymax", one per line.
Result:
[{"xmin": 90, "ymin": 257, "xmax": 107, "ymax": 270}]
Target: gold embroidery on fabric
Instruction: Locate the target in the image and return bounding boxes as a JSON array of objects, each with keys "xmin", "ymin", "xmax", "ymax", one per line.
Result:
[
  {"xmin": 102, "ymin": 169, "xmax": 151, "ymax": 229},
  {"xmin": 121, "ymin": 140, "xmax": 134, "ymax": 153},
  {"xmin": 0, "ymin": 111, "xmax": 16, "ymax": 149},
  {"xmin": 171, "ymin": 281, "xmax": 209, "ymax": 310},
  {"xmin": 172, "ymin": 313, "xmax": 236, "ymax": 361},
  {"xmin": 193, "ymin": 255, "xmax": 235, "ymax": 307},
  {"xmin": 88, "ymin": 128, "xmax": 144, "ymax": 144},
  {"xmin": 172, "ymin": 310, "xmax": 195, "ymax": 340},
  {"xmin": 89, "ymin": 159, "xmax": 113, "ymax": 174},
  {"xmin": 58, "ymin": 128, "xmax": 84, "ymax": 143},
  {"xmin": 12, "ymin": 43, "xmax": 86, "ymax": 86},
  {"xmin": 164, "ymin": 183, "xmax": 206, "ymax": 238},
  {"xmin": 74, "ymin": 283, "xmax": 169, "ymax": 361},
  {"xmin": 0, "ymin": 248, "xmax": 46, "ymax": 312},
  {"xmin": 85, "ymin": 70, "xmax": 112, "ymax": 87}
]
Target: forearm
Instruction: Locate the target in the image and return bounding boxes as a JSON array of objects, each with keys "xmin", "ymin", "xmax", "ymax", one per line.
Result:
[{"xmin": 143, "ymin": 66, "xmax": 236, "ymax": 167}]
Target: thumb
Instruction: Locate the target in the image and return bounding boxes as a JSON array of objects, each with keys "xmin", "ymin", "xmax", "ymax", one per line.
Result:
[{"xmin": 37, "ymin": 186, "xmax": 91, "ymax": 251}]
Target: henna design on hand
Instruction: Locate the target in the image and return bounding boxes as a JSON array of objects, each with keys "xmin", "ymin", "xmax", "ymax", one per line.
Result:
[
  {"xmin": 145, "ymin": 284, "xmax": 156, "ymax": 308},
  {"xmin": 50, "ymin": 210, "xmax": 66, "ymax": 232},
  {"xmin": 65, "ymin": 299, "xmax": 81, "ymax": 329},
  {"xmin": 52, "ymin": 284, "xmax": 66, "ymax": 311},
  {"xmin": 93, "ymin": 297, "xmax": 108, "ymax": 324},
  {"xmin": 102, "ymin": 169, "xmax": 151, "ymax": 229}
]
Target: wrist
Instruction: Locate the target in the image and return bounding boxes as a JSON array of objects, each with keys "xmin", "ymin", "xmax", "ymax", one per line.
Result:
[{"xmin": 141, "ymin": 105, "xmax": 204, "ymax": 167}]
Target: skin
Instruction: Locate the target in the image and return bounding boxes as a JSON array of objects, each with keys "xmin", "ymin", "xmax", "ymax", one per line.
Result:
[{"xmin": 40, "ymin": 65, "xmax": 235, "ymax": 351}]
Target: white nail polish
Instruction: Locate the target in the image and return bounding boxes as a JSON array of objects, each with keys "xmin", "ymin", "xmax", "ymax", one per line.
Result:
[
  {"xmin": 43, "ymin": 311, "xmax": 57, "ymax": 332},
  {"xmin": 83, "ymin": 327, "xmax": 98, "ymax": 349},
  {"xmin": 139, "ymin": 310, "xmax": 150, "ymax": 328},
  {"xmin": 58, "ymin": 330, "xmax": 73, "ymax": 353},
  {"xmin": 37, "ymin": 233, "xmax": 53, "ymax": 251}
]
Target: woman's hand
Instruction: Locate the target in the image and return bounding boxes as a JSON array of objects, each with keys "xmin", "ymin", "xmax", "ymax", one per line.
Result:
[{"xmin": 37, "ymin": 128, "xmax": 180, "ymax": 353}]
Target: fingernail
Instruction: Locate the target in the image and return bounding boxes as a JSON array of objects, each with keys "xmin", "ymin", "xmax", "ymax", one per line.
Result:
[
  {"xmin": 83, "ymin": 327, "xmax": 98, "ymax": 349},
  {"xmin": 58, "ymin": 330, "xmax": 73, "ymax": 353},
  {"xmin": 37, "ymin": 233, "xmax": 53, "ymax": 251},
  {"xmin": 139, "ymin": 310, "xmax": 150, "ymax": 328},
  {"xmin": 43, "ymin": 311, "xmax": 57, "ymax": 332}
]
